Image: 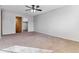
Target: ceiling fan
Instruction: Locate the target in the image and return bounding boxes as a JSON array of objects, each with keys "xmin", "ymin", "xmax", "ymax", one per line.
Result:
[{"xmin": 25, "ymin": 5, "xmax": 42, "ymax": 13}]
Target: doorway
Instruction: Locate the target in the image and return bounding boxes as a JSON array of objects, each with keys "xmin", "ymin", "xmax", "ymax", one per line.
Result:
[
  {"xmin": 16, "ymin": 16, "xmax": 22, "ymax": 33},
  {"xmin": 22, "ymin": 22, "xmax": 28, "ymax": 32},
  {"xmin": 22, "ymin": 18, "xmax": 28, "ymax": 32}
]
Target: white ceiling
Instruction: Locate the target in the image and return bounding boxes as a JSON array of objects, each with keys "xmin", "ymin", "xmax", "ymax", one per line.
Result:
[{"xmin": 0, "ymin": 5, "xmax": 64, "ymax": 16}]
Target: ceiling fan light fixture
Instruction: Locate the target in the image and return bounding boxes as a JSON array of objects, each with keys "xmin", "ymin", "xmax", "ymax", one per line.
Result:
[
  {"xmin": 31, "ymin": 9, "xmax": 36, "ymax": 13},
  {"xmin": 25, "ymin": 5, "xmax": 42, "ymax": 13}
]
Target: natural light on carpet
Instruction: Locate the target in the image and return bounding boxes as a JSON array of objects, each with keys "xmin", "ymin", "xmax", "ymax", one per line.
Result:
[{"xmin": 2, "ymin": 45, "xmax": 53, "ymax": 53}]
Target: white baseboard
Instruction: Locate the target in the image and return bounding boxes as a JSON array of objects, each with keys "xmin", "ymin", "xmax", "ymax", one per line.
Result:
[
  {"xmin": 2, "ymin": 32, "xmax": 16, "ymax": 35},
  {"xmin": 35, "ymin": 31, "xmax": 79, "ymax": 42}
]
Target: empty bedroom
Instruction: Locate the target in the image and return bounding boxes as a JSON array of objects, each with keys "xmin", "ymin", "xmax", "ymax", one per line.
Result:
[{"xmin": 0, "ymin": 5, "xmax": 79, "ymax": 53}]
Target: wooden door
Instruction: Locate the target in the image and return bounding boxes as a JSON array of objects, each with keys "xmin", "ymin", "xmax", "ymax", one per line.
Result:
[{"xmin": 16, "ymin": 16, "xmax": 22, "ymax": 33}]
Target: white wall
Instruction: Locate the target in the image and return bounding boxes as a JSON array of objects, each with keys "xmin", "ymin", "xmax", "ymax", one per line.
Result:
[
  {"xmin": 2, "ymin": 10, "xmax": 34, "ymax": 35},
  {"xmin": 0, "ymin": 9, "xmax": 1, "ymax": 38},
  {"xmin": 28, "ymin": 16, "xmax": 34, "ymax": 32},
  {"xmin": 22, "ymin": 18, "xmax": 28, "ymax": 22},
  {"xmin": 34, "ymin": 6, "xmax": 79, "ymax": 42}
]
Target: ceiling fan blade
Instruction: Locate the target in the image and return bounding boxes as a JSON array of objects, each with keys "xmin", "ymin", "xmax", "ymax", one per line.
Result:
[
  {"xmin": 36, "ymin": 5, "xmax": 40, "ymax": 8},
  {"xmin": 25, "ymin": 9, "xmax": 31, "ymax": 11},
  {"xmin": 25, "ymin": 5, "xmax": 32, "ymax": 8},
  {"xmin": 36, "ymin": 9, "xmax": 42, "ymax": 11},
  {"xmin": 32, "ymin": 5, "xmax": 35, "ymax": 9}
]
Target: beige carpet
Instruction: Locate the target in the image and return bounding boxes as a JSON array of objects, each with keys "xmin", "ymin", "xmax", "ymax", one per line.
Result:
[{"xmin": 0, "ymin": 32, "xmax": 79, "ymax": 52}]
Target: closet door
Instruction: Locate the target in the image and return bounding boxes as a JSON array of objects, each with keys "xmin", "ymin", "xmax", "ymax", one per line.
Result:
[{"xmin": 16, "ymin": 16, "xmax": 22, "ymax": 33}]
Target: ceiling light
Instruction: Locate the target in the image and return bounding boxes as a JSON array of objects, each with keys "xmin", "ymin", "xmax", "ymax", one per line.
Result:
[{"xmin": 31, "ymin": 9, "xmax": 36, "ymax": 13}]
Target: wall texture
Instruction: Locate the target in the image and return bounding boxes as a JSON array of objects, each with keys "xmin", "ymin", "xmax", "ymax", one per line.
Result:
[
  {"xmin": 2, "ymin": 10, "xmax": 34, "ymax": 35},
  {"xmin": 0, "ymin": 9, "xmax": 1, "ymax": 38},
  {"xmin": 34, "ymin": 6, "xmax": 79, "ymax": 42},
  {"xmin": 27, "ymin": 16, "xmax": 34, "ymax": 32}
]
